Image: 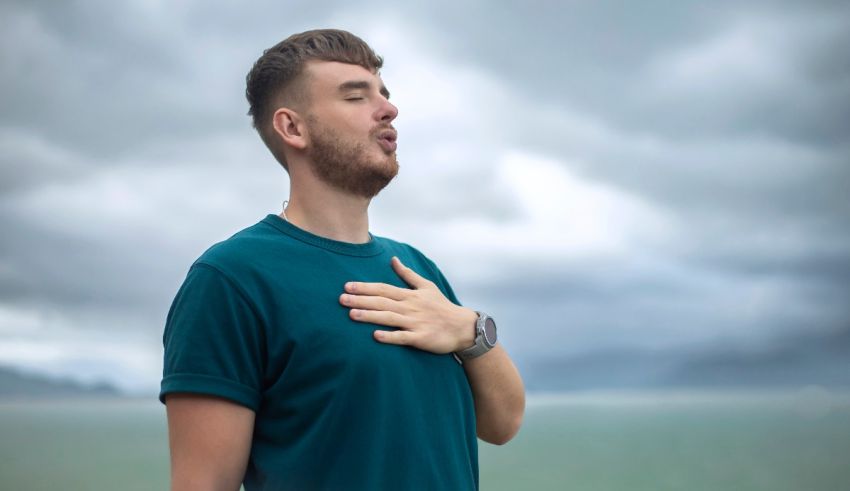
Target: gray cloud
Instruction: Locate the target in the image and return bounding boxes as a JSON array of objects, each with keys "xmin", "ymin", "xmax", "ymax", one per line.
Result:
[
  {"xmin": 1, "ymin": 0, "xmax": 848, "ymax": 392},
  {"xmin": 407, "ymin": 0, "xmax": 850, "ymax": 144}
]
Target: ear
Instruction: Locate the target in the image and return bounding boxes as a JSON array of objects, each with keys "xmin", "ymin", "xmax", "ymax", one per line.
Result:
[{"xmin": 272, "ymin": 107, "xmax": 308, "ymax": 151}]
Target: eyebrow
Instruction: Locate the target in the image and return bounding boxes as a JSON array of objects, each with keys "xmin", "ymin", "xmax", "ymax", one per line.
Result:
[{"xmin": 338, "ymin": 80, "xmax": 391, "ymax": 99}]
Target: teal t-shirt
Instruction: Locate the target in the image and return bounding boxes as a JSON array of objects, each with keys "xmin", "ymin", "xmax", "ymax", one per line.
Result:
[{"xmin": 160, "ymin": 214, "xmax": 478, "ymax": 490}]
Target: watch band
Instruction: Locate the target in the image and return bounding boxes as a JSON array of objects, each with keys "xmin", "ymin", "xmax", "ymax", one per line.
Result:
[{"xmin": 454, "ymin": 311, "xmax": 497, "ymax": 363}]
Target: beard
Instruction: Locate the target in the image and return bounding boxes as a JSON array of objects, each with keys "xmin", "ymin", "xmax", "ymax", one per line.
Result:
[{"xmin": 305, "ymin": 116, "xmax": 399, "ymax": 199}]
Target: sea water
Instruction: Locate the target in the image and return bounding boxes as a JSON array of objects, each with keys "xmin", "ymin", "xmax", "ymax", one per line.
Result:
[{"xmin": 2, "ymin": 389, "xmax": 849, "ymax": 490}]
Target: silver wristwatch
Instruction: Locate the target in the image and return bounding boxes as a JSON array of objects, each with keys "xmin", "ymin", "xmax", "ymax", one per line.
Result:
[{"xmin": 453, "ymin": 311, "xmax": 498, "ymax": 364}]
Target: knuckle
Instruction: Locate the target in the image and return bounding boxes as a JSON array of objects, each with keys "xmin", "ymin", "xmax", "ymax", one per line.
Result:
[{"xmin": 390, "ymin": 331, "xmax": 407, "ymax": 344}]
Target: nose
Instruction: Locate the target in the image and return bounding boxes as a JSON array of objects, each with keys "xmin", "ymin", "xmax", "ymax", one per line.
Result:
[{"xmin": 376, "ymin": 97, "xmax": 398, "ymax": 123}]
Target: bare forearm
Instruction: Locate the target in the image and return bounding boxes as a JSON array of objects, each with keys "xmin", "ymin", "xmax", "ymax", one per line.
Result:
[{"xmin": 463, "ymin": 343, "xmax": 525, "ymax": 445}]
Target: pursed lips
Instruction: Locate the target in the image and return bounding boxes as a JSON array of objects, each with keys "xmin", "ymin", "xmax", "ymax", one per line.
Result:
[
  {"xmin": 376, "ymin": 128, "xmax": 398, "ymax": 152},
  {"xmin": 377, "ymin": 128, "xmax": 397, "ymax": 142}
]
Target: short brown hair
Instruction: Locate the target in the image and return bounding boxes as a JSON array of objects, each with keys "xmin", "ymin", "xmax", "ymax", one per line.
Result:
[{"xmin": 245, "ymin": 29, "xmax": 384, "ymax": 170}]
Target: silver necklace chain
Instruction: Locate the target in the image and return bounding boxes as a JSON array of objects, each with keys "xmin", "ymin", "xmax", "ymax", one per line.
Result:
[{"xmin": 282, "ymin": 200, "xmax": 290, "ymax": 222}]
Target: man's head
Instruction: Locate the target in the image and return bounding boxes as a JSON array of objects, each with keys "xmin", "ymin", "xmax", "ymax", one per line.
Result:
[{"xmin": 246, "ymin": 29, "xmax": 399, "ymax": 198}]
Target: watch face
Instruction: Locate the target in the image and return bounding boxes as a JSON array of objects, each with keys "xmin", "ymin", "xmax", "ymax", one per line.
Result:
[{"xmin": 483, "ymin": 317, "xmax": 497, "ymax": 346}]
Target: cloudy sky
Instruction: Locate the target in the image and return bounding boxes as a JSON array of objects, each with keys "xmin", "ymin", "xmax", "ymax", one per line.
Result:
[{"xmin": 1, "ymin": 0, "xmax": 848, "ymax": 394}]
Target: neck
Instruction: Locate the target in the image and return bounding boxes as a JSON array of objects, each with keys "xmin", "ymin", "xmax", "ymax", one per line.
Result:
[{"xmin": 281, "ymin": 171, "xmax": 372, "ymax": 244}]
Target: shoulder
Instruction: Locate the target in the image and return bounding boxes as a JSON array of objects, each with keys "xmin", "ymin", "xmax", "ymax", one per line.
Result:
[{"xmin": 192, "ymin": 217, "xmax": 282, "ymax": 276}]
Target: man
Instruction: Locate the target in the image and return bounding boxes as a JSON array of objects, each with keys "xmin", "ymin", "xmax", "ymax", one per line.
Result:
[{"xmin": 161, "ymin": 29, "xmax": 525, "ymax": 490}]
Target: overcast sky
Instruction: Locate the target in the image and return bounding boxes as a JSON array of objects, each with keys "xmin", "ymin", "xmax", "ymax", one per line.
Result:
[{"xmin": 1, "ymin": 0, "xmax": 848, "ymax": 394}]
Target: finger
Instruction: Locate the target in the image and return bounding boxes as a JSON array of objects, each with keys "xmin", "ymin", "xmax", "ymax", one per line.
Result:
[
  {"xmin": 344, "ymin": 281, "xmax": 409, "ymax": 300},
  {"xmin": 373, "ymin": 329, "xmax": 419, "ymax": 346},
  {"xmin": 390, "ymin": 257, "xmax": 431, "ymax": 289},
  {"xmin": 339, "ymin": 293, "xmax": 402, "ymax": 313},
  {"xmin": 349, "ymin": 309, "xmax": 408, "ymax": 328}
]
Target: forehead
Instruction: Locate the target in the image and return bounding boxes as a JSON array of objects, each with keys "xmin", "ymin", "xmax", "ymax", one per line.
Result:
[{"xmin": 303, "ymin": 60, "xmax": 384, "ymax": 93}]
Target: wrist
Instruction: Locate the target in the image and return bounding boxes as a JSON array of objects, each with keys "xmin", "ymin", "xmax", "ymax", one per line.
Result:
[{"xmin": 454, "ymin": 308, "xmax": 478, "ymax": 352}]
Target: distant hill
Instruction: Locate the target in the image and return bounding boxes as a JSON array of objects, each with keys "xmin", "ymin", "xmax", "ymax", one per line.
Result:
[
  {"xmin": 0, "ymin": 366, "xmax": 121, "ymax": 400},
  {"xmin": 523, "ymin": 325, "xmax": 850, "ymax": 391}
]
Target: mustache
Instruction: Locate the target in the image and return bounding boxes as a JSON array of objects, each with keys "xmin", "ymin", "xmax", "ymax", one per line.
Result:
[{"xmin": 371, "ymin": 124, "xmax": 396, "ymax": 136}]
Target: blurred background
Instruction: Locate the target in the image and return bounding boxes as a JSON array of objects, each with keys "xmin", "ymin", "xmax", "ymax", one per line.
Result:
[{"xmin": 1, "ymin": 1, "xmax": 849, "ymax": 489}]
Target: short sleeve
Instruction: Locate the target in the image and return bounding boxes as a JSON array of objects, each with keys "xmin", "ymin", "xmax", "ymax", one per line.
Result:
[{"xmin": 159, "ymin": 262, "xmax": 265, "ymax": 411}]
